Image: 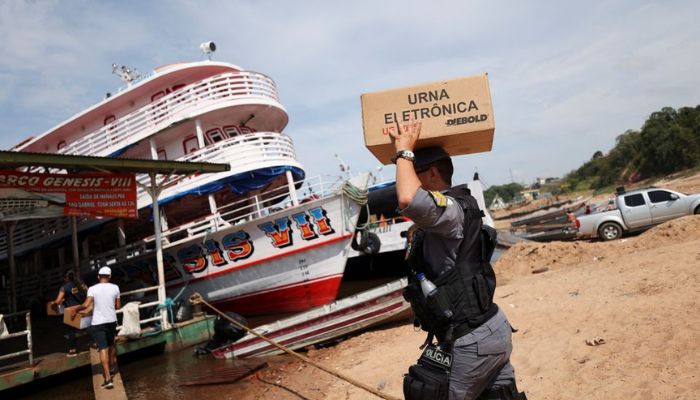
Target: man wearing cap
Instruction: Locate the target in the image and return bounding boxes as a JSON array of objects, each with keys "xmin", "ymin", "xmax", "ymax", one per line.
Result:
[
  {"xmin": 77, "ymin": 266, "xmax": 121, "ymax": 389},
  {"xmin": 391, "ymin": 120, "xmax": 525, "ymax": 400}
]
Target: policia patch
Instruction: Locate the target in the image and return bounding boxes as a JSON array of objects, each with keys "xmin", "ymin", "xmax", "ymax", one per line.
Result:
[
  {"xmin": 404, "ymin": 345, "xmax": 451, "ymax": 400},
  {"xmin": 420, "ymin": 345, "xmax": 452, "ymax": 369}
]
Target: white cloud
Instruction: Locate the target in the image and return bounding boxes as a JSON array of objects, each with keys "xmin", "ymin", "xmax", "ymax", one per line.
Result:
[{"xmin": 1, "ymin": 0, "xmax": 698, "ymax": 186}]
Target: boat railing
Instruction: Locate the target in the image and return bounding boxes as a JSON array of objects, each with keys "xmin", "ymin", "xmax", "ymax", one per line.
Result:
[
  {"xmin": 0, "ymin": 171, "xmax": 342, "ymax": 265},
  {"xmin": 57, "ymin": 71, "xmax": 281, "ymax": 158},
  {"xmin": 366, "ymin": 216, "xmax": 413, "ymax": 233},
  {"xmin": 115, "ymin": 285, "xmax": 163, "ymax": 331},
  {"xmin": 85, "ymin": 174, "xmax": 346, "ymax": 268},
  {"xmin": 132, "ymin": 132, "xmax": 298, "ymax": 201},
  {"xmin": 0, "ymin": 310, "xmax": 33, "ymax": 366},
  {"xmin": 1, "ymin": 132, "xmax": 301, "ymax": 258},
  {"xmin": 152, "ymin": 174, "xmax": 343, "ymax": 247},
  {"xmin": 0, "ymin": 216, "xmax": 74, "ymax": 257}
]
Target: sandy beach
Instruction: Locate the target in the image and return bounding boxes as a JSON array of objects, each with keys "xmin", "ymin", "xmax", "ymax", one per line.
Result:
[{"xmin": 220, "ymin": 210, "xmax": 700, "ymax": 400}]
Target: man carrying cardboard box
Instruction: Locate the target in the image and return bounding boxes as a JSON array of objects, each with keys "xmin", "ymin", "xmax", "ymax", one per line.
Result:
[
  {"xmin": 391, "ymin": 119, "xmax": 526, "ymax": 400},
  {"xmin": 76, "ymin": 266, "xmax": 121, "ymax": 389},
  {"xmin": 51, "ymin": 270, "xmax": 87, "ymax": 357}
]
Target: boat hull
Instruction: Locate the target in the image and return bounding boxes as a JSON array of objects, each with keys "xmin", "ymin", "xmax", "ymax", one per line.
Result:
[{"xmin": 117, "ymin": 192, "xmax": 362, "ymax": 316}]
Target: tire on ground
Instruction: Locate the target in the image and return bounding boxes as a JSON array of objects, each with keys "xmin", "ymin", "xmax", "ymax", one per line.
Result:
[{"xmin": 598, "ymin": 222, "xmax": 623, "ymax": 241}]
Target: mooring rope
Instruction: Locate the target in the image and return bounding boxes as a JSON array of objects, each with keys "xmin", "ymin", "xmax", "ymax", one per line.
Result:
[
  {"xmin": 340, "ymin": 179, "xmax": 370, "ymax": 231},
  {"xmin": 189, "ymin": 293, "xmax": 399, "ymax": 400}
]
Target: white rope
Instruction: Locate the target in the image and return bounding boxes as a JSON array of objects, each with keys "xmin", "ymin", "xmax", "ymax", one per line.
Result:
[{"xmin": 340, "ymin": 179, "xmax": 369, "ymax": 231}]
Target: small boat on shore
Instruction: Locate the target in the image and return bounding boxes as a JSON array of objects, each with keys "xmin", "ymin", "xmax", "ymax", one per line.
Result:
[
  {"xmin": 211, "ymin": 278, "xmax": 410, "ymax": 358},
  {"xmin": 347, "ymin": 173, "xmax": 497, "ymax": 262}
]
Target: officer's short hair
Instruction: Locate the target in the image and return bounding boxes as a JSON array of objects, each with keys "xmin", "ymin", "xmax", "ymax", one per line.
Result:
[
  {"xmin": 432, "ymin": 158, "xmax": 454, "ymax": 185},
  {"xmin": 414, "ymin": 147, "xmax": 453, "ymax": 185}
]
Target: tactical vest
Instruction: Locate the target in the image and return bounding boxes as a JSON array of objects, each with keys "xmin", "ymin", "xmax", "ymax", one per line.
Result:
[{"xmin": 403, "ymin": 185, "xmax": 498, "ymax": 340}]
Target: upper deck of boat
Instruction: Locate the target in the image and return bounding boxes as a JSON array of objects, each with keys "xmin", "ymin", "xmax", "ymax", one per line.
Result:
[{"xmin": 14, "ymin": 61, "xmax": 289, "ymax": 159}]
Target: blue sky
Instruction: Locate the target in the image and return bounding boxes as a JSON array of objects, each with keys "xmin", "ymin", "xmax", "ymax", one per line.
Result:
[{"xmin": 1, "ymin": 1, "xmax": 699, "ymax": 186}]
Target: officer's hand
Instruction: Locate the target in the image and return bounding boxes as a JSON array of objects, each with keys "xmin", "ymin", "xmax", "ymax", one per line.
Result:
[{"xmin": 389, "ymin": 117, "xmax": 421, "ymax": 152}]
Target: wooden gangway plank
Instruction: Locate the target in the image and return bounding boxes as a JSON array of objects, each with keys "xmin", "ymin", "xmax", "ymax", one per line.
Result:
[{"xmin": 90, "ymin": 348, "xmax": 127, "ymax": 400}]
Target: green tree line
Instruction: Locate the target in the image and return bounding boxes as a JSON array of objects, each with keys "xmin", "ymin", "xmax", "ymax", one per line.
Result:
[
  {"xmin": 564, "ymin": 105, "xmax": 700, "ymax": 191},
  {"xmin": 484, "ymin": 182, "xmax": 525, "ymax": 206}
]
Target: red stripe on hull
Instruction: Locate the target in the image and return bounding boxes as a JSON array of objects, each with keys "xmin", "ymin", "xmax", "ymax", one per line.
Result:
[{"xmin": 212, "ymin": 276, "xmax": 343, "ymax": 315}]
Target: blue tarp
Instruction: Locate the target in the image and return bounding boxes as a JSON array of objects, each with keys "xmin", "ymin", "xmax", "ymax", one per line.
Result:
[
  {"xmin": 368, "ymin": 180, "xmax": 396, "ymax": 192},
  {"xmin": 152, "ymin": 165, "xmax": 305, "ymax": 207},
  {"xmin": 107, "ymin": 142, "xmax": 138, "ymax": 158}
]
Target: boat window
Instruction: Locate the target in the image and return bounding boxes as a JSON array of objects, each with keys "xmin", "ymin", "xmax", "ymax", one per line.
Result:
[
  {"xmin": 206, "ymin": 128, "xmax": 225, "ymax": 145},
  {"xmin": 624, "ymin": 194, "xmax": 645, "ymax": 207},
  {"xmin": 223, "ymin": 126, "xmax": 241, "ymax": 137},
  {"xmin": 157, "ymin": 149, "xmax": 167, "ymax": 160},
  {"xmin": 103, "ymin": 115, "xmax": 116, "ymax": 126},
  {"xmin": 648, "ymin": 190, "xmax": 674, "ymax": 203},
  {"xmin": 182, "ymin": 136, "xmax": 199, "ymax": 154},
  {"xmin": 57, "ymin": 140, "xmax": 66, "ymax": 151},
  {"xmin": 239, "ymin": 126, "xmax": 256, "ymax": 134},
  {"xmin": 151, "ymin": 91, "xmax": 166, "ymax": 102},
  {"xmin": 170, "ymin": 84, "xmax": 186, "ymax": 103}
]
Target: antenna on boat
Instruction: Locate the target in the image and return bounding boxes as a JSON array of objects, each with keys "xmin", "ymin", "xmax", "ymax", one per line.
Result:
[
  {"xmin": 240, "ymin": 114, "xmax": 255, "ymax": 127},
  {"xmin": 334, "ymin": 154, "xmax": 351, "ymax": 179},
  {"xmin": 374, "ymin": 165, "xmax": 384, "ymax": 184},
  {"xmin": 200, "ymin": 41, "xmax": 216, "ymax": 60},
  {"xmin": 112, "ymin": 63, "xmax": 140, "ymax": 85}
]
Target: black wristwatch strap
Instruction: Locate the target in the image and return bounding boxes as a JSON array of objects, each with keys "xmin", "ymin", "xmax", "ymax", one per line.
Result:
[{"xmin": 392, "ymin": 150, "xmax": 415, "ymax": 164}]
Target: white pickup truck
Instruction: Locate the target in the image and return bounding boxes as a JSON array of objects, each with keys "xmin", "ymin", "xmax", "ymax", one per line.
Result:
[{"xmin": 577, "ymin": 187, "xmax": 700, "ymax": 241}]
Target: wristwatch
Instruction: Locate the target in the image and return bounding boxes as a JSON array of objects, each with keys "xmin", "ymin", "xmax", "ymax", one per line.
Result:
[{"xmin": 392, "ymin": 150, "xmax": 415, "ymax": 164}]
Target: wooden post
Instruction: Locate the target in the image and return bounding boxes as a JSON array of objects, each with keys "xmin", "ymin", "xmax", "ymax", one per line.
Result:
[
  {"xmin": 70, "ymin": 217, "xmax": 80, "ymax": 277},
  {"xmin": 286, "ymin": 170, "xmax": 299, "ymax": 206},
  {"xmin": 6, "ymin": 222, "xmax": 17, "ymax": 313},
  {"xmin": 117, "ymin": 219, "xmax": 126, "ymax": 247},
  {"xmin": 195, "ymin": 119, "xmax": 205, "ymax": 148},
  {"xmin": 149, "ymin": 173, "xmax": 170, "ymax": 330}
]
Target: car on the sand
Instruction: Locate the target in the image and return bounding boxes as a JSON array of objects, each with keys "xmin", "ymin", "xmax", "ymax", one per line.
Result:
[{"xmin": 577, "ymin": 187, "xmax": 700, "ymax": 241}]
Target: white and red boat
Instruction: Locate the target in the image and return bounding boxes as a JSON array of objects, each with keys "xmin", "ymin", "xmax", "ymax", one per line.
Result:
[
  {"xmin": 1, "ymin": 44, "xmax": 368, "ymax": 315},
  {"xmin": 106, "ymin": 174, "xmax": 369, "ymax": 315}
]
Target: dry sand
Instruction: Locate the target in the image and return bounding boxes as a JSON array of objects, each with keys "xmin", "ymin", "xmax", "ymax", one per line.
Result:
[{"xmin": 222, "ymin": 214, "xmax": 700, "ymax": 400}]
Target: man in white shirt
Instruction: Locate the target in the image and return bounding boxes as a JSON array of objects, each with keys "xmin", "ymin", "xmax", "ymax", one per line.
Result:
[{"xmin": 77, "ymin": 266, "xmax": 121, "ymax": 389}]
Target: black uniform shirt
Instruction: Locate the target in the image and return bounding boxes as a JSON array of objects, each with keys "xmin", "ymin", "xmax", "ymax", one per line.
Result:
[{"xmin": 61, "ymin": 281, "xmax": 86, "ymax": 307}]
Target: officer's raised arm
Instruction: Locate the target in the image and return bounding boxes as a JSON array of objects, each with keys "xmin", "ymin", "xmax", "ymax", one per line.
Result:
[
  {"xmin": 388, "ymin": 117, "xmax": 422, "ymax": 209},
  {"xmin": 388, "ymin": 119, "xmax": 462, "ymax": 237}
]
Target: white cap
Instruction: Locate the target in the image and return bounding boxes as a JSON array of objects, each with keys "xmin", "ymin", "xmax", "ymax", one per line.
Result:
[{"xmin": 98, "ymin": 266, "xmax": 111, "ymax": 276}]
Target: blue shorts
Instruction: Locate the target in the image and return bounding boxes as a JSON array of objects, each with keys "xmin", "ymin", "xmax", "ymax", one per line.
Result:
[{"xmin": 91, "ymin": 322, "xmax": 117, "ymax": 350}]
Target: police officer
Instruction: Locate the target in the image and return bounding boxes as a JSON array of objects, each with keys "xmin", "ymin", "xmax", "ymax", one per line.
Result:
[{"xmin": 390, "ymin": 119, "xmax": 525, "ymax": 400}]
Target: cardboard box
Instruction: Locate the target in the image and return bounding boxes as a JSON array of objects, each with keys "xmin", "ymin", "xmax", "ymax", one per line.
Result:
[
  {"xmin": 46, "ymin": 301, "xmax": 64, "ymax": 316},
  {"xmin": 361, "ymin": 74, "xmax": 495, "ymax": 164},
  {"xmin": 63, "ymin": 305, "xmax": 93, "ymax": 330}
]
